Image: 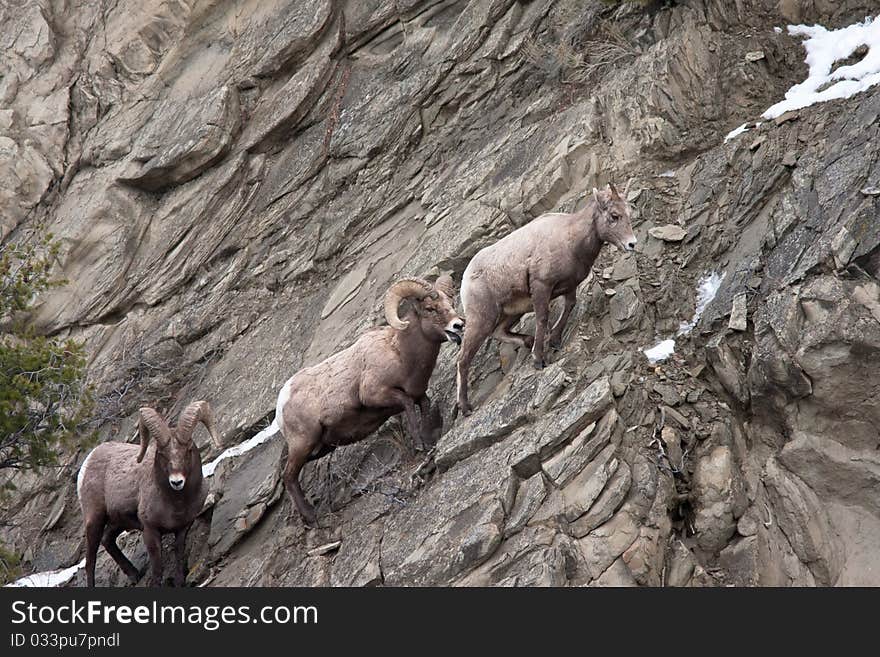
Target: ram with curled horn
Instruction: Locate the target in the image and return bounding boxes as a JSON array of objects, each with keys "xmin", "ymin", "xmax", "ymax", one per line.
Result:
[
  {"xmin": 77, "ymin": 401, "xmax": 224, "ymax": 586},
  {"xmin": 274, "ymin": 274, "xmax": 465, "ymax": 526}
]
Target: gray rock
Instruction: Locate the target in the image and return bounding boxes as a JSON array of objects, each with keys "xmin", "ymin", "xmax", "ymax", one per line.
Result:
[
  {"xmin": 435, "ymin": 368, "xmax": 545, "ymax": 469},
  {"xmin": 118, "ymin": 86, "xmax": 241, "ymax": 191},
  {"xmin": 666, "ymin": 541, "xmax": 698, "ymax": 587},
  {"xmin": 691, "ymin": 445, "xmax": 747, "ymax": 553},
  {"xmin": 729, "ymin": 293, "xmax": 748, "ymax": 331},
  {"xmin": 208, "ymin": 436, "xmax": 284, "ymax": 558},
  {"xmin": 570, "ymin": 461, "xmax": 632, "ymax": 538},
  {"xmin": 589, "ymin": 558, "xmax": 638, "ymax": 587},
  {"xmin": 778, "ymin": 432, "xmax": 880, "ymax": 517},
  {"xmin": 653, "ymin": 382, "xmax": 681, "ymax": 407},
  {"xmin": 608, "ymin": 284, "xmax": 643, "ymax": 334},
  {"xmin": 503, "ymin": 473, "xmax": 548, "ymax": 538},
  {"xmin": 763, "ymin": 458, "xmax": 842, "ymax": 586},
  {"xmin": 510, "ymin": 376, "xmax": 613, "ymax": 478},
  {"xmin": 543, "ymin": 408, "xmax": 617, "ymax": 487},
  {"xmin": 561, "ymin": 446, "xmax": 618, "ymax": 522},
  {"xmin": 648, "ymin": 225, "xmax": 687, "ymax": 242}
]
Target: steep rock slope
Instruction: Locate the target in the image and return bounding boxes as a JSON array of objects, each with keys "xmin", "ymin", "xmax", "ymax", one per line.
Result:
[{"xmin": 2, "ymin": 0, "xmax": 879, "ymax": 586}]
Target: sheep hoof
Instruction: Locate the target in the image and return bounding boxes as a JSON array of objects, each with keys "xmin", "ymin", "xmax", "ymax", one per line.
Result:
[
  {"xmin": 549, "ymin": 336, "xmax": 562, "ymax": 350},
  {"xmin": 532, "ymin": 356, "xmax": 545, "ymax": 370},
  {"xmin": 301, "ymin": 509, "xmax": 319, "ymax": 529},
  {"xmin": 457, "ymin": 402, "xmax": 473, "ymax": 417}
]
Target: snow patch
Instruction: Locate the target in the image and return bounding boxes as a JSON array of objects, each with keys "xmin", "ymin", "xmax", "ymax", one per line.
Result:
[
  {"xmin": 764, "ymin": 16, "xmax": 880, "ymax": 119},
  {"xmin": 724, "ymin": 122, "xmax": 763, "ymax": 143},
  {"xmin": 724, "ymin": 123, "xmax": 751, "ymax": 142},
  {"xmin": 678, "ymin": 271, "xmax": 726, "ymax": 336},
  {"xmin": 6, "ymin": 559, "xmax": 85, "ymax": 588},
  {"xmin": 201, "ymin": 419, "xmax": 280, "ymax": 478},
  {"xmin": 640, "ymin": 271, "xmax": 725, "ymax": 364},
  {"xmin": 643, "ymin": 339, "xmax": 676, "ymax": 364}
]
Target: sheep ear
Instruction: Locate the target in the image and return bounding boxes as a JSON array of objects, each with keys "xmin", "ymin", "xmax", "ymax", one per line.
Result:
[
  {"xmin": 592, "ymin": 187, "xmax": 605, "ymax": 209},
  {"xmin": 137, "ymin": 408, "xmax": 169, "ymax": 463},
  {"xmin": 609, "ymin": 182, "xmax": 620, "ymax": 200},
  {"xmin": 623, "ymin": 177, "xmax": 633, "ymax": 197}
]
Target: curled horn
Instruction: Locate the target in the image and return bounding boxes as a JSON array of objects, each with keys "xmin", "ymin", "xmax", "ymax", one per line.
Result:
[
  {"xmin": 383, "ymin": 278, "xmax": 436, "ymax": 329},
  {"xmin": 434, "ymin": 274, "xmax": 456, "ymax": 298},
  {"xmin": 177, "ymin": 400, "xmax": 223, "ymax": 450},
  {"xmin": 137, "ymin": 408, "xmax": 170, "ymax": 463}
]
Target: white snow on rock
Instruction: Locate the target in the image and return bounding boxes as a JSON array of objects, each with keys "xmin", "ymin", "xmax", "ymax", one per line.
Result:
[
  {"xmin": 202, "ymin": 419, "xmax": 280, "ymax": 477},
  {"xmin": 724, "ymin": 122, "xmax": 762, "ymax": 143},
  {"xmin": 643, "ymin": 339, "xmax": 676, "ymax": 364},
  {"xmin": 6, "ymin": 559, "xmax": 85, "ymax": 588},
  {"xmin": 640, "ymin": 270, "xmax": 726, "ymax": 365},
  {"xmin": 678, "ymin": 271, "xmax": 726, "ymax": 336},
  {"xmin": 724, "ymin": 123, "xmax": 751, "ymax": 142},
  {"xmin": 764, "ymin": 16, "xmax": 880, "ymax": 119}
]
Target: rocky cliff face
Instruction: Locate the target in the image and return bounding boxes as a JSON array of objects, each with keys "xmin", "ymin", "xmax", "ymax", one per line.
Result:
[{"xmin": 3, "ymin": 0, "xmax": 880, "ymax": 587}]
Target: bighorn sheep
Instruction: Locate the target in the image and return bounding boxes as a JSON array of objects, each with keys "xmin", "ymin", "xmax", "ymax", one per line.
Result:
[
  {"xmin": 456, "ymin": 183, "xmax": 637, "ymax": 415},
  {"xmin": 77, "ymin": 401, "xmax": 223, "ymax": 587},
  {"xmin": 275, "ymin": 275, "xmax": 464, "ymax": 526}
]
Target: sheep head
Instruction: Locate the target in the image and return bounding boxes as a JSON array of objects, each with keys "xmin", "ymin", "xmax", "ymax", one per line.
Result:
[
  {"xmin": 384, "ymin": 276, "xmax": 465, "ymax": 344},
  {"xmin": 592, "ymin": 181, "xmax": 638, "ymax": 253},
  {"xmin": 137, "ymin": 401, "xmax": 222, "ymax": 492}
]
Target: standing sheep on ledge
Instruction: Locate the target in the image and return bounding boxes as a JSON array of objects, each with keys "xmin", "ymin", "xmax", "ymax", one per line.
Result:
[
  {"xmin": 77, "ymin": 401, "xmax": 223, "ymax": 587},
  {"xmin": 276, "ymin": 275, "xmax": 464, "ymax": 526},
  {"xmin": 456, "ymin": 182, "xmax": 638, "ymax": 415}
]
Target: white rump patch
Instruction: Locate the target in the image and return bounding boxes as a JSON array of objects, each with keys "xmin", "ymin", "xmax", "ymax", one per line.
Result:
[
  {"xmin": 763, "ymin": 16, "xmax": 880, "ymax": 119},
  {"xmin": 76, "ymin": 448, "xmax": 96, "ymax": 504},
  {"xmin": 460, "ymin": 261, "xmax": 474, "ymax": 315}
]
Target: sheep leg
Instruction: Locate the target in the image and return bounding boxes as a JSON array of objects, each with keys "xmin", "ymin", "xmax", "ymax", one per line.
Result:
[
  {"xmin": 456, "ymin": 313, "xmax": 494, "ymax": 416},
  {"xmin": 530, "ymin": 282, "xmax": 552, "ymax": 369},
  {"xmin": 549, "ymin": 291, "xmax": 577, "ymax": 349},
  {"xmin": 283, "ymin": 436, "xmax": 319, "ymax": 527},
  {"xmin": 172, "ymin": 527, "xmax": 188, "ymax": 587},
  {"xmin": 101, "ymin": 525, "xmax": 139, "ymax": 584},
  {"xmin": 492, "ymin": 314, "xmax": 534, "ymax": 349},
  {"xmin": 84, "ymin": 514, "xmax": 105, "ymax": 587},
  {"xmin": 364, "ymin": 387, "xmax": 420, "ymax": 443},
  {"xmin": 417, "ymin": 395, "xmax": 442, "ymax": 447},
  {"xmin": 142, "ymin": 525, "xmax": 164, "ymax": 587}
]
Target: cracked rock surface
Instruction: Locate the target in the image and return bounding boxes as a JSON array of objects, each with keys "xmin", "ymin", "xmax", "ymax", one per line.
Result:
[{"xmin": 3, "ymin": 0, "xmax": 880, "ymax": 586}]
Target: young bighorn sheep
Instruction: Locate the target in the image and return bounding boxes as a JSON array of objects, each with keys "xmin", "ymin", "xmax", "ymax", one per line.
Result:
[
  {"xmin": 456, "ymin": 183, "xmax": 637, "ymax": 415},
  {"xmin": 275, "ymin": 275, "xmax": 464, "ymax": 526},
  {"xmin": 77, "ymin": 401, "xmax": 223, "ymax": 587}
]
